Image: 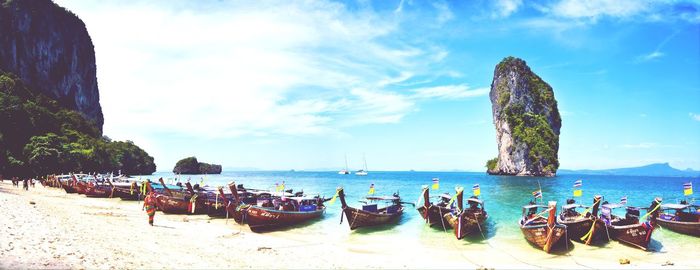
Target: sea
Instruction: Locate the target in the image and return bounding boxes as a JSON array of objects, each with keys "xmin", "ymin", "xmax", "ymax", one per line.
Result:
[{"xmin": 139, "ymin": 171, "xmax": 700, "ymax": 267}]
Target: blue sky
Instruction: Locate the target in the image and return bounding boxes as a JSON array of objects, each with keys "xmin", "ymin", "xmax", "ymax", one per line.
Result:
[{"xmin": 55, "ymin": 0, "xmax": 700, "ymax": 171}]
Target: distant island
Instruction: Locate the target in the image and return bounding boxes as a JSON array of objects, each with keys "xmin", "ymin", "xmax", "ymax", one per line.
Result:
[
  {"xmin": 486, "ymin": 57, "xmax": 561, "ymax": 177},
  {"xmin": 559, "ymin": 163, "xmax": 700, "ymax": 178},
  {"xmin": 173, "ymin": 157, "xmax": 222, "ymax": 174}
]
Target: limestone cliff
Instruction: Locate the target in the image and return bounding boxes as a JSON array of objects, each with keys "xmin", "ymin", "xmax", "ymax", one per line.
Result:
[
  {"xmin": 0, "ymin": 0, "xmax": 103, "ymax": 131},
  {"xmin": 487, "ymin": 57, "xmax": 561, "ymax": 177}
]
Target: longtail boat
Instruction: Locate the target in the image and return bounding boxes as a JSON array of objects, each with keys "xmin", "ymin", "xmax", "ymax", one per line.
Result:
[
  {"xmin": 651, "ymin": 202, "xmax": 700, "ymax": 236},
  {"xmin": 557, "ymin": 195, "xmax": 609, "ymax": 245},
  {"xmin": 219, "ymin": 182, "xmax": 247, "ymax": 223},
  {"xmin": 155, "ymin": 178, "xmax": 208, "ymax": 214},
  {"xmin": 337, "ymin": 187, "xmax": 404, "ymax": 230},
  {"xmin": 60, "ymin": 175, "xmax": 79, "ymax": 194},
  {"xmin": 600, "ymin": 200, "xmax": 656, "ymax": 250},
  {"xmin": 246, "ymin": 193, "xmax": 327, "ymax": 232},
  {"xmin": 416, "ymin": 186, "xmax": 454, "ymax": 230},
  {"xmin": 443, "ymin": 188, "xmax": 488, "ymax": 240},
  {"xmin": 519, "ymin": 201, "xmax": 567, "ymax": 253},
  {"xmin": 111, "ymin": 181, "xmax": 142, "ymax": 200},
  {"xmin": 84, "ymin": 175, "xmax": 113, "ymax": 198}
]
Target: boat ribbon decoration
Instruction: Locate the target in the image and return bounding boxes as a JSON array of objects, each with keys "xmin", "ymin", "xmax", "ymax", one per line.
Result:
[
  {"xmin": 684, "ymin": 182, "xmax": 693, "ymax": 196},
  {"xmin": 639, "ymin": 197, "xmax": 663, "ymax": 221},
  {"xmin": 329, "ymin": 188, "xmax": 340, "ymax": 205}
]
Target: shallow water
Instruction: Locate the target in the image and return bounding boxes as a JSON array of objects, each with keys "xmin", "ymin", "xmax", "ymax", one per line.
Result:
[{"xmin": 139, "ymin": 171, "xmax": 700, "ymax": 266}]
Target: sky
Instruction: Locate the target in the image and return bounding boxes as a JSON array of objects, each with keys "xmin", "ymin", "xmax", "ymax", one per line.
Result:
[{"xmin": 54, "ymin": 0, "xmax": 700, "ymax": 172}]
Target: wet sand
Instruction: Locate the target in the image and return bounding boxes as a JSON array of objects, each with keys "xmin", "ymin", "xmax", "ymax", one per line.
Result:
[{"xmin": 0, "ymin": 181, "xmax": 697, "ymax": 269}]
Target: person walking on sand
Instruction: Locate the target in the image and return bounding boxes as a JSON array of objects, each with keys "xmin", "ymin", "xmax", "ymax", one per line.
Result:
[
  {"xmin": 142, "ymin": 191, "xmax": 157, "ymax": 226},
  {"xmin": 23, "ymin": 178, "xmax": 29, "ymax": 191}
]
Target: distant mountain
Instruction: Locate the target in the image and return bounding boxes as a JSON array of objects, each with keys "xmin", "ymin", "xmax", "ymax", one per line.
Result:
[{"xmin": 559, "ymin": 163, "xmax": 700, "ymax": 178}]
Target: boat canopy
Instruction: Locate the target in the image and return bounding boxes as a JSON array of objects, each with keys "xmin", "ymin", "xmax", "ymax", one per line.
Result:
[
  {"xmin": 522, "ymin": 204, "xmax": 547, "ymax": 209},
  {"xmin": 661, "ymin": 203, "xmax": 692, "ymax": 210},
  {"xmin": 467, "ymin": 198, "xmax": 484, "ymax": 204},
  {"xmin": 562, "ymin": 203, "xmax": 587, "ymax": 210},
  {"xmin": 601, "ymin": 203, "xmax": 625, "ymax": 209},
  {"xmin": 366, "ymin": 196, "xmax": 400, "ymax": 201}
]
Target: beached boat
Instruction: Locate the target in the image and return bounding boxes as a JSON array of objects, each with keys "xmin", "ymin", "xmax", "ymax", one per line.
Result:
[
  {"xmin": 84, "ymin": 176, "xmax": 113, "ymax": 198},
  {"xmin": 155, "ymin": 178, "xmax": 208, "ymax": 214},
  {"xmin": 519, "ymin": 201, "xmax": 567, "ymax": 253},
  {"xmin": 600, "ymin": 203, "xmax": 655, "ymax": 250},
  {"xmin": 651, "ymin": 202, "xmax": 700, "ymax": 237},
  {"xmin": 337, "ymin": 187, "xmax": 404, "ymax": 230},
  {"xmin": 416, "ymin": 186, "xmax": 454, "ymax": 230},
  {"xmin": 110, "ymin": 181, "xmax": 142, "ymax": 200},
  {"xmin": 557, "ymin": 196, "xmax": 609, "ymax": 245},
  {"xmin": 443, "ymin": 189, "xmax": 488, "ymax": 240},
  {"xmin": 58, "ymin": 175, "xmax": 78, "ymax": 193},
  {"xmin": 246, "ymin": 195, "xmax": 326, "ymax": 232}
]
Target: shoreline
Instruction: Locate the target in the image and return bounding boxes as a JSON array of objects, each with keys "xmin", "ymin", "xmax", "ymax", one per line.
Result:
[{"xmin": 1, "ymin": 181, "xmax": 697, "ymax": 269}]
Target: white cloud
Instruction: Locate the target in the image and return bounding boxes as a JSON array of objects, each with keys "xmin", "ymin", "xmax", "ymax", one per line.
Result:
[
  {"xmin": 691, "ymin": 113, "xmax": 700, "ymax": 122},
  {"xmin": 549, "ymin": 0, "xmax": 650, "ymax": 20},
  {"xmin": 433, "ymin": 1, "xmax": 455, "ymax": 24},
  {"xmin": 54, "ymin": 0, "xmax": 459, "ymax": 139},
  {"xmin": 622, "ymin": 142, "xmax": 657, "ymax": 149},
  {"xmin": 412, "ymin": 85, "xmax": 489, "ymax": 100},
  {"xmin": 492, "ymin": 0, "xmax": 523, "ymax": 18},
  {"xmin": 636, "ymin": 51, "xmax": 665, "ymax": 62}
]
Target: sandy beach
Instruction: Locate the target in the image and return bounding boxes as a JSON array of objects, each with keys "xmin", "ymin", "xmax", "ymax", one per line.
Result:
[{"xmin": 1, "ymin": 180, "xmax": 698, "ymax": 269}]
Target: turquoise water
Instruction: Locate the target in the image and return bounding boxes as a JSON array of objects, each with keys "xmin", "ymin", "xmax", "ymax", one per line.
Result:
[{"xmin": 142, "ymin": 171, "xmax": 699, "ymax": 255}]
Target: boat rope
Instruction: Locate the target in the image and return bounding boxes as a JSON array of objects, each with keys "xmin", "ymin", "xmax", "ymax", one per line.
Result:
[
  {"xmin": 580, "ymin": 219, "xmax": 597, "ymax": 243},
  {"xmin": 349, "ymin": 208, "xmax": 360, "ymax": 229}
]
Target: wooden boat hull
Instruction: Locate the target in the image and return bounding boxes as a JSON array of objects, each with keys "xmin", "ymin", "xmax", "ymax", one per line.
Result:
[
  {"xmin": 75, "ymin": 182, "xmax": 87, "ymax": 194},
  {"xmin": 558, "ymin": 217, "xmax": 608, "ymax": 244},
  {"xmin": 62, "ymin": 185, "xmax": 78, "ymax": 194},
  {"xmin": 111, "ymin": 187, "xmax": 141, "ymax": 200},
  {"xmin": 416, "ymin": 205, "xmax": 453, "ymax": 229},
  {"xmin": 84, "ymin": 185, "xmax": 112, "ymax": 198},
  {"xmin": 520, "ymin": 224, "xmax": 567, "ymax": 253},
  {"xmin": 155, "ymin": 195, "xmax": 208, "ymax": 215},
  {"xmin": 608, "ymin": 222, "xmax": 653, "ymax": 250},
  {"xmin": 246, "ymin": 206, "xmax": 325, "ymax": 232},
  {"xmin": 342, "ymin": 206, "xmax": 403, "ymax": 230},
  {"xmin": 655, "ymin": 219, "xmax": 700, "ymax": 237},
  {"xmin": 444, "ymin": 212, "xmax": 488, "ymax": 240}
]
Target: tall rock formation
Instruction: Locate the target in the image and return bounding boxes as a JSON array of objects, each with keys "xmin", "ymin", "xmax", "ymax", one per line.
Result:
[
  {"xmin": 487, "ymin": 57, "xmax": 561, "ymax": 177},
  {"xmin": 0, "ymin": 0, "xmax": 103, "ymax": 131}
]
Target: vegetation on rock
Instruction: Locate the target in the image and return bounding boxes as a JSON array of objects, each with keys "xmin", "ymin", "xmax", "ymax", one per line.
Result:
[
  {"xmin": 173, "ymin": 156, "xmax": 222, "ymax": 174},
  {"xmin": 0, "ymin": 71, "xmax": 155, "ymax": 177}
]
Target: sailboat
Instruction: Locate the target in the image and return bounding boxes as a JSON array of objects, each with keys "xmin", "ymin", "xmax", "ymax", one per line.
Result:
[
  {"xmin": 355, "ymin": 154, "xmax": 368, "ymax": 176},
  {"xmin": 338, "ymin": 154, "xmax": 350, "ymax": 175}
]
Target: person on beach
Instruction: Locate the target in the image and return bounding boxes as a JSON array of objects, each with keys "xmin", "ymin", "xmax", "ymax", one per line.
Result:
[
  {"xmin": 23, "ymin": 178, "xmax": 29, "ymax": 191},
  {"xmin": 142, "ymin": 191, "xmax": 157, "ymax": 226}
]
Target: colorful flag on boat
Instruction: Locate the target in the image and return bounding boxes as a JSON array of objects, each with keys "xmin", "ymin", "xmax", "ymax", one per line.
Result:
[
  {"xmin": 532, "ymin": 190, "xmax": 542, "ymax": 199},
  {"xmin": 472, "ymin": 184, "xmax": 481, "ymax": 196},
  {"xmin": 620, "ymin": 196, "xmax": 628, "ymax": 205},
  {"xmin": 432, "ymin": 178, "xmax": 439, "ymax": 190},
  {"xmin": 368, "ymin": 183, "xmax": 375, "ymax": 195},
  {"xmin": 684, "ymin": 182, "xmax": 693, "ymax": 196},
  {"xmin": 573, "ymin": 180, "xmax": 582, "ymax": 188},
  {"xmin": 573, "ymin": 180, "xmax": 582, "ymax": 197},
  {"xmin": 276, "ymin": 181, "xmax": 285, "ymax": 192}
]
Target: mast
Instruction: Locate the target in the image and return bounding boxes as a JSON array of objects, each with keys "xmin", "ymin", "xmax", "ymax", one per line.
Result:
[{"xmin": 345, "ymin": 154, "xmax": 349, "ymax": 171}]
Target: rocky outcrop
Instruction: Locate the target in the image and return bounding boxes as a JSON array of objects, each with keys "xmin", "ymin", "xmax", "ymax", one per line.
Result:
[
  {"xmin": 173, "ymin": 157, "xmax": 222, "ymax": 175},
  {"xmin": 487, "ymin": 57, "xmax": 561, "ymax": 177},
  {"xmin": 0, "ymin": 0, "xmax": 103, "ymax": 131}
]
